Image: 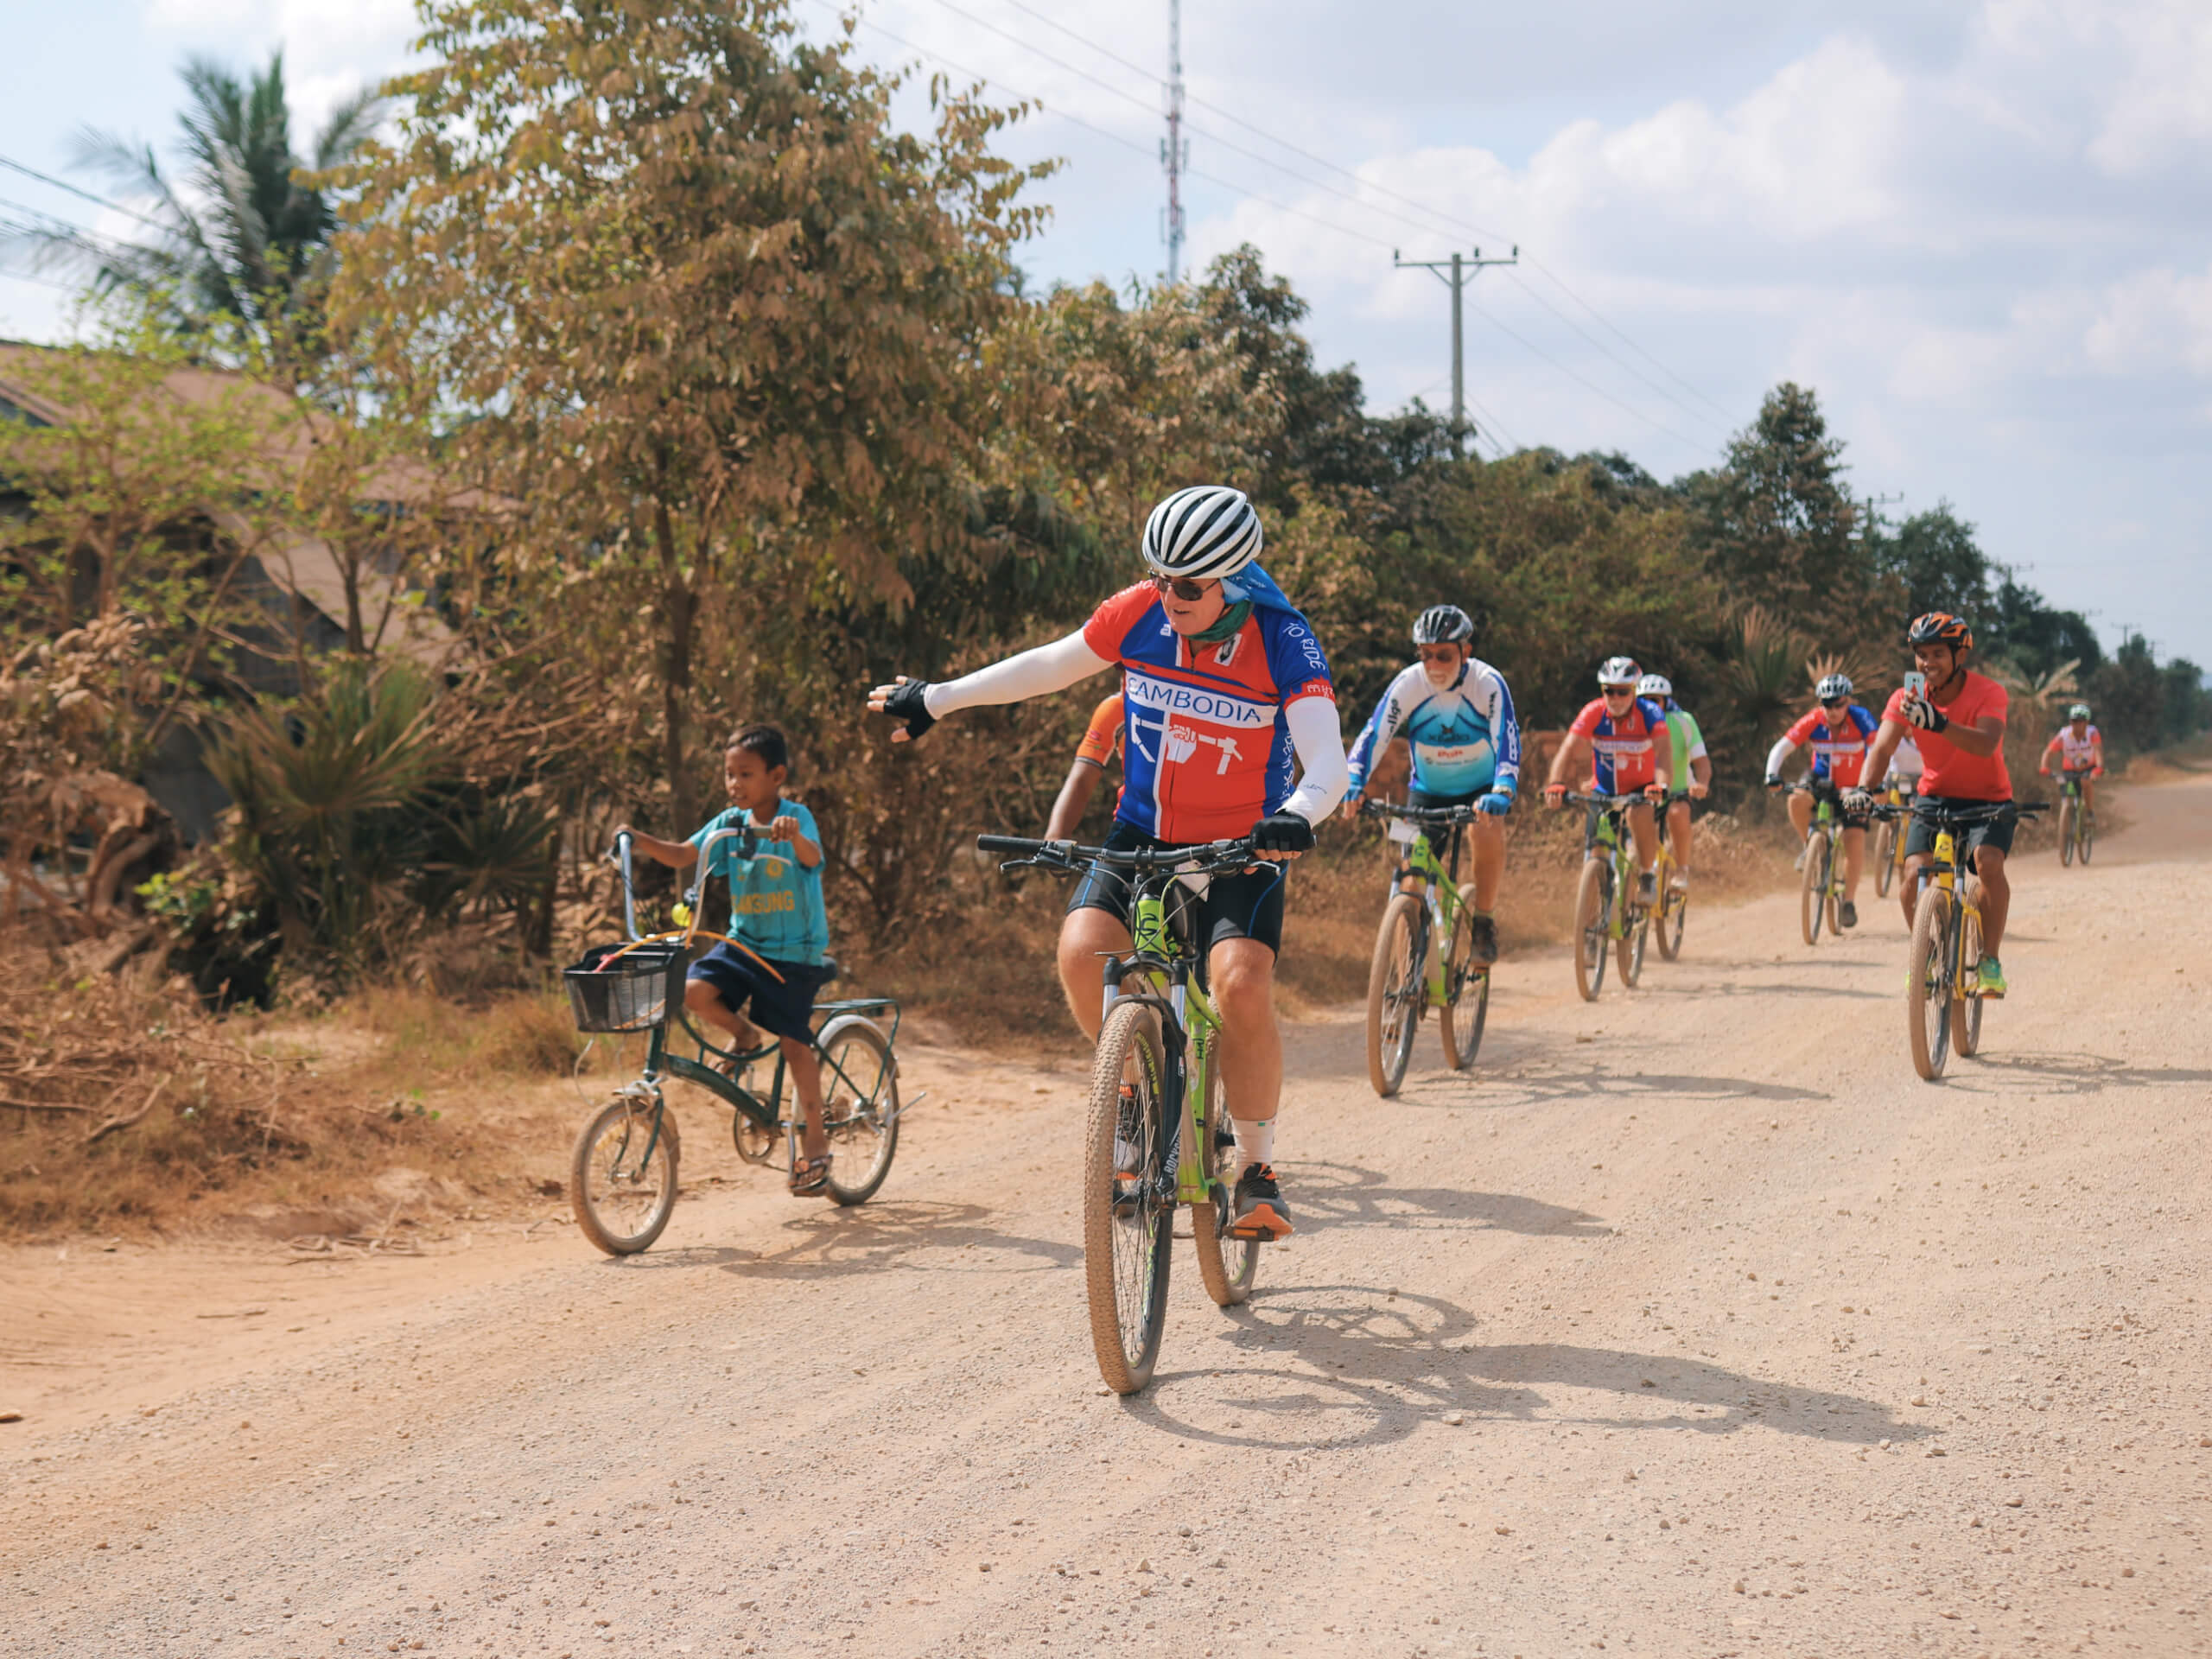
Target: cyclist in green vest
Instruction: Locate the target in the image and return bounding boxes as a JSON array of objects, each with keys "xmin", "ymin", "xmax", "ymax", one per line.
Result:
[{"xmin": 1637, "ymin": 673, "xmax": 1711, "ymax": 893}]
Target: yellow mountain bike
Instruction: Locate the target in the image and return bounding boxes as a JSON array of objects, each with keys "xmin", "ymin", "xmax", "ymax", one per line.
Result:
[{"xmin": 1873, "ymin": 799, "xmax": 2047, "ymax": 1080}]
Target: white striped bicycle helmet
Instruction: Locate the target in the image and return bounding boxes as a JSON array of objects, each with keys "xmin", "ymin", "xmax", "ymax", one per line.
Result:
[
  {"xmin": 1636, "ymin": 672, "xmax": 1672, "ymax": 699},
  {"xmin": 1142, "ymin": 486, "xmax": 1264, "ymax": 582},
  {"xmin": 1815, "ymin": 672, "xmax": 1853, "ymax": 701},
  {"xmin": 1598, "ymin": 656, "xmax": 1642, "ymax": 688}
]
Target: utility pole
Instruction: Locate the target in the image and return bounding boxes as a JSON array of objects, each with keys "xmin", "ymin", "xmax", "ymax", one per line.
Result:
[
  {"xmin": 1393, "ymin": 245, "xmax": 1517, "ymax": 453},
  {"xmin": 1161, "ymin": 0, "xmax": 1186, "ymax": 283}
]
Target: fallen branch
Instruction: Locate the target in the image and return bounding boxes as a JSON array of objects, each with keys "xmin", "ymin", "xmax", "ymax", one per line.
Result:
[
  {"xmin": 0, "ymin": 1096, "xmax": 92, "ymax": 1115},
  {"xmin": 82, "ymin": 1074, "xmax": 170, "ymax": 1146}
]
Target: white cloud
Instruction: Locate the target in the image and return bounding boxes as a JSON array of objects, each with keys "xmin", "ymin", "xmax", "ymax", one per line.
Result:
[{"xmin": 2083, "ymin": 263, "xmax": 2212, "ymax": 376}]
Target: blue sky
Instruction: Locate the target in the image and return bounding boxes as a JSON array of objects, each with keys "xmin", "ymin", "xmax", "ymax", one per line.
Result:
[{"xmin": 4, "ymin": 0, "xmax": 2208, "ymax": 665}]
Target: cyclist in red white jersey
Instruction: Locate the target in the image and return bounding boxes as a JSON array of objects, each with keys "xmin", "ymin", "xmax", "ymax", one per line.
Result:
[
  {"xmin": 2039, "ymin": 703, "xmax": 2104, "ymax": 813},
  {"xmin": 1764, "ymin": 672, "xmax": 1878, "ymax": 928},
  {"xmin": 1541, "ymin": 657, "xmax": 1675, "ymax": 906},
  {"xmin": 868, "ymin": 486, "xmax": 1347, "ymax": 1239}
]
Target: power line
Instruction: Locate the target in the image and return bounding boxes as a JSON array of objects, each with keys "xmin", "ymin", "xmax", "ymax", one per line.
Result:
[
  {"xmin": 816, "ymin": 3, "xmax": 1399, "ymax": 252},
  {"xmin": 0, "ymin": 154, "xmax": 171, "ymax": 235},
  {"xmin": 1519, "ymin": 257, "xmax": 1734, "ymax": 424},
  {"xmin": 1465, "ymin": 296, "xmax": 1711, "ymax": 454},
  {"xmin": 0, "ymin": 198, "xmax": 143, "ymax": 262},
  {"xmin": 1502, "ymin": 266, "xmax": 1726, "ymax": 435}
]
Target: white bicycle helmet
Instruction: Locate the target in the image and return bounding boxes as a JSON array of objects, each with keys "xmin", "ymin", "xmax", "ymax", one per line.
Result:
[
  {"xmin": 1598, "ymin": 656, "xmax": 1641, "ymax": 688},
  {"xmin": 1413, "ymin": 604, "xmax": 1475, "ymax": 645},
  {"xmin": 1815, "ymin": 672, "xmax": 1853, "ymax": 701},
  {"xmin": 2069, "ymin": 702, "xmax": 2091, "ymax": 721},
  {"xmin": 1636, "ymin": 672, "xmax": 1672, "ymax": 699},
  {"xmin": 1141, "ymin": 486, "xmax": 1263, "ymax": 582}
]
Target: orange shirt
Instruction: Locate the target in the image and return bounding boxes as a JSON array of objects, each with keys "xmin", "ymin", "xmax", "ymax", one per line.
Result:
[
  {"xmin": 1883, "ymin": 671, "xmax": 2011, "ymax": 801},
  {"xmin": 1075, "ymin": 692, "xmax": 1123, "ymax": 769}
]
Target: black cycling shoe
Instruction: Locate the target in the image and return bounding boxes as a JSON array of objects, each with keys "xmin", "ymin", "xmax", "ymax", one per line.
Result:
[
  {"xmin": 1635, "ymin": 871, "xmax": 1658, "ymax": 906},
  {"xmin": 1230, "ymin": 1162, "xmax": 1294, "ymax": 1240},
  {"xmin": 1468, "ymin": 913, "xmax": 1500, "ymax": 966},
  {"xmin": 1838, "ymin": 899, "xmax": 1859, "ymax": 929}
]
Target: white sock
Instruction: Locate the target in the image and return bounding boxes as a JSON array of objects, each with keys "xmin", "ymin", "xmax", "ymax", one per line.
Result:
[{"xmin": 1233, "ymin": 1117, "xmax": 1274, "ymax": 1169}]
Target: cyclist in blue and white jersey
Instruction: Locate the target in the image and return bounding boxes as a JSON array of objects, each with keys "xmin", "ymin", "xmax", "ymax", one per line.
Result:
[{"xmin": 1341, "ymin": 604, "xmax": 1520, "ymax": 965}]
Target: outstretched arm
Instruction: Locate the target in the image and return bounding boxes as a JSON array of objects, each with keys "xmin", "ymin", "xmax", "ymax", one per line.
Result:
[
  {"xmin": 868, "ymin": 630, "xmax": 1112, "ymax": 741},
  {"xmin": 1281, "ymin": 696, "xmax": 1350, "ymax": 825}
]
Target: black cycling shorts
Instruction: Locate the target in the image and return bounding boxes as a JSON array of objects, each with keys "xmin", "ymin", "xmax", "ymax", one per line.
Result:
[
  {"xmin": 1902, "ymin": 796, "xmax": 2018, "ymax": 869},
  {"xmin": 1066, "ymin": 821, "xmax": 1286, "ymax": 957},
  {"xmin": 1407, "ymin": 787, "xmax": 1480, "ymax": 811},
  {"xmin": 1797, "ymin": 775, "xmax": 1871, "ymax": 830}
]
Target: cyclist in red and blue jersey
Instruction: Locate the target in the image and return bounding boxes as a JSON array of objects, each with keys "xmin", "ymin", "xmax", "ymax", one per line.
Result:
[
  {"xmin": 1765, "ymin": 672, "xmax": 1878, "ymax": 928},
  {"xmin": 1541, "ymin": 656, "xmax": 1675, "ymax": 905},
  {"xmin": 867, "ymin": 486, "xmax": 1347, "ymax": 1240}
]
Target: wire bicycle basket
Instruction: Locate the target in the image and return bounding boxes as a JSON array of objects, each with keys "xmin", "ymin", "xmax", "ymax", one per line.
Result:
[{"xmin": 564, "ymin": 941, "xmax": 688, "ymax": 1033}]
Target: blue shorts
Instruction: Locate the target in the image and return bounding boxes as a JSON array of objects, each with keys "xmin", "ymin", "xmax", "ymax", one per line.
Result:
[{"xmin": 686, "ymin": 945, "xmax": 826, "ymax": 1043}]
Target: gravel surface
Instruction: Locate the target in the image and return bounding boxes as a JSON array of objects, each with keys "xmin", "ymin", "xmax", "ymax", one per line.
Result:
[{"xmin": 4, "ymin": 776, "xmax": 2209, "ymax": 1659}]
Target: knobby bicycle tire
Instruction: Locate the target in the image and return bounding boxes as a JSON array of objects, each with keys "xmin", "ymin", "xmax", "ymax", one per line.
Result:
[
  {"xmin": 2082, "ymin": 806, "xmax": 2094, "ymax": 865},
  {"xmin": 1655, "ymin": 874, "xmax": 1687, "ymax": 962},
  {"xmin": 1800, "ymin": 831, "xmax": 1829, "ymax": 947},
  {"xmin": 1617, "ymin": 886, "xmax": 1649, "ymax": 989},
  {"xmin": 1189, "ymin": 1059, "xmax": 1258, "ymax": 1307},
  {"xmin": 1440, "ymin": 882, "xmax": 1490, "ymax": 1071},
  {"xmin": 1873, "ymin": 818, "xmax": 1897, "ymax": 898},
  {"xmin": 1908, "ymin": 886, "xmax": 1953, "ymax": 1081},
  {"xmin": 1365, "ymin": 893, "xmax": 1425, "ymax": 1097},
  {"xmin": 1083, "ymin": 1000, "xmax": 1176, "ymax": 1394},
  {"xmin": 817, "ymin": 1016, "xmax": 900, "ymax": 1206},
  {"xmin": 1573, "ymin": 858, "xmax": 1610, "ymax": 1003},
  {"xmin": 1952, "ymin": 905, "xmax": 1984, "ymax": 1059},
  {"xmin": 2058, "ymin": 800, "xmax": 2075, "ymax": 868},
  {"xmin": 571, "ymin": 1097, "xmax": 681, "ymax": 1255}
]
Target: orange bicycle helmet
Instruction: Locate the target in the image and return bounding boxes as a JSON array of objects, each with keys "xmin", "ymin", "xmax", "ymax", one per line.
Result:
[{"xmin": 1905, "ymin": 612, "xmax": 1973, "ymax": 652}]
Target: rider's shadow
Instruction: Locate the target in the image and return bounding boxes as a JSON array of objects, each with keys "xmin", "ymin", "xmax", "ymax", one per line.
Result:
[
  {"xmin": 1286, "ymin": 1160, "xmax": 1609, "ymax": 1238},
  {"xmin": 1131, "ymin": 1282, "xmax": 1927, "ymax": 1454},
  {"xmin": 608, "ymin": 1201, "xmax": 1081, "ymax": 1280}
]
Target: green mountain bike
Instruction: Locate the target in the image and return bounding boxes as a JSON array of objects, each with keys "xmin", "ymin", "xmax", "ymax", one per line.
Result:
[
  {"xmin": 978, "ymin": 831, "xmax": 1265, "ymax": 1395},
  {"xmin": 2056, "ymin": 768, "xmax": 2096, "ymax": 867},
  {"xmin": 1794, "ymin": 779, "xmax": 1850, "ymax": 946},
  {"xmin": 563, "ymin": 830, "xmax": 909, "ymax": 1255},
  {"xmin": 1357, "ymin": 799, "xmax": 1493, "ymax": 1096},
  {"xmin": 1566, "ymin": 792, "xmax": 1655, "ymax": 1001}
]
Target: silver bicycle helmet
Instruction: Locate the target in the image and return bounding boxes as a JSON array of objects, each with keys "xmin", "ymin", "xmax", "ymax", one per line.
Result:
[
  {"xmin": 2068, "ymin": 702, "xmax": 2091, "ymax": 721},
  {"xmin": 1636, "ymin": 672, "xmax": 1672, "ymax": 699},
  {"xmin": 1141, "ymin": 486, "xmax": 1263, "ymax": 582},
  {"xmin": 1598, "ymin": 656, "xmax": 1642, "ymax": 688},
  {"xmin": 1816, "ymin": 672, "xmax": 1853, "ymax": 701},
  {"xmin": 1413, "ymin": 604, "xmax": 1475, "ymax": 645}
]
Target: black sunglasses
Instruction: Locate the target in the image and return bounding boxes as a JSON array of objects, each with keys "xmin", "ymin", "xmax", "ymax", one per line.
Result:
[
  {"xmin": 1149, "ymin": 575, "xmax": 1212, "ymax": 602},
  {"xmin": 1601, "ymin": 685, "xmax": 1636, "ymax": 696},
  {"xmin": 1821, "ymin": 696, "xmax": 1847, "ymax": 709}
]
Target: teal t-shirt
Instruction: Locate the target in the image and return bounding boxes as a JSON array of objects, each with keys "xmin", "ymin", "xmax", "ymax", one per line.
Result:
[{"xmin": 688, "ymin": 800, "xmax": 830, "ymax": 966}]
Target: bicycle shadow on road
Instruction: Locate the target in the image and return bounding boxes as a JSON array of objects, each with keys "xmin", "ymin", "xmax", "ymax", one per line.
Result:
[
  {"xmin": 1940, "ymin": 1053, "xmax": 2212, "ymax": 1096},
  {"xmin": 605, "ymin": 1201, "xmax": 1081, "ymax": 1281},
  {"xmin": 1387, "ymin": 1056, "xmax": 1828, "ymax": 1111},
  {"xmin": 1285, "ymin": 1159, "xmax": 1608, "ymax": 1238},
  {"xmin": 1128, "ymin": 1281, "xmax": 1926, "ymax": 1454},
  {"xmin": 1637, "ymin": 978, "xmax": 1889, "ymax": 1002}
]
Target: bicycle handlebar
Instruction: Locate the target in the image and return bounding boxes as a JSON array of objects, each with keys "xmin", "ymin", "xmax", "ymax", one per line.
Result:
[
  {"xmin": 1562, "ymin": 791, "xmax": 1655, "ymax": 810},
  {"xmin": 976, "ymin": 831, "xmax": 1262, "ymax": 877},
  {"xmin": 1358, "ymin": 799, "xmax": 1481, "ymax": 825},
  {"xmin": 1865, "ymin": 798, "xmax": 2049, "ymax": 823}
]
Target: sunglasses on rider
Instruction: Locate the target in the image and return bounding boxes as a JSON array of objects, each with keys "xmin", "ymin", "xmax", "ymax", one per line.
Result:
[
  {"xmin": 1148, "ymin": 575, "xmax": 1213, "ymax": 602},
  {"xmin": 1601, "ymin": 684, "xmax": 1636, "ymax": 698},
  {"xmin": 1821, "ymin": 696, "xmax": 1847, "ymax": 709}
]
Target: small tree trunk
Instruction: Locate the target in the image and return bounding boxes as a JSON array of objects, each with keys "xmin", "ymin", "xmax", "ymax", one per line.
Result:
[{"xmin": 653, "ymin": 500, "xmax": 698, "ymax": 830}]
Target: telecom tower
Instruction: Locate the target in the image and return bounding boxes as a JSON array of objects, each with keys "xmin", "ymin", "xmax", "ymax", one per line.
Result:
[{"xmin": 1161, "ymin": 0, "xmax": 1186, "ymax": 283}]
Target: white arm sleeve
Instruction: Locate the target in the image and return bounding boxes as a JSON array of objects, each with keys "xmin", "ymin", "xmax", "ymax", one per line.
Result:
[
  {"xmin": 1281, "ymin": 696, "xmax": 1350, "ymax": 824},
  {"xmin": 1764, "ymin": 735, "xmax": 1796, "ymax": 779},
  {"xmin": 922, "ymin": 630, "xmax": 1112, "ymax": 717}
]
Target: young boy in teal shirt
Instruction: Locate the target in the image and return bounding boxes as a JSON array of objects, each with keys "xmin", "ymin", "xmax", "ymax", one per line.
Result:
[{"xmin": 616, "ymin": 725, "xmax": 836, "ymax": 1196}]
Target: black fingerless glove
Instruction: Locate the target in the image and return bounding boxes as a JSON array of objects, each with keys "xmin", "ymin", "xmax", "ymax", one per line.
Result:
[
  {"xmin": 1251, "ymin": 810, "xmax": 1316, "ymax": 854},
  {"xmin": 882, "ymin": 679, "xmax": 937, "ymax": 741},
  {"xmin": 1904, "ymin": 696, "xmax": 1948, "ymax": 734}
]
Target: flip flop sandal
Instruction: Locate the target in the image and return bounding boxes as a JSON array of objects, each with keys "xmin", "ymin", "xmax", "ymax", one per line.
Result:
[{"xmin": 788, "ymin": 1154, "xmax": 832, "ymax": 1197}]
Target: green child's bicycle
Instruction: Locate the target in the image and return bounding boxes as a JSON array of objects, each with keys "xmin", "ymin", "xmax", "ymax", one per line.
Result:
[
  {"xmin": 561, "ymin": 829, "xmax": 910, "ymax": 1255},
  {"xmin": 1357, "ymin": 799, "xmax": 1493, "ymax": 1097},
  {"xmin": 1566, "ymin": 792, "xmax": 1656, "ymax": 1001},
  {"xmin": 977, "ymin": 830, "xmax": 1264, "ymax": 1395}
]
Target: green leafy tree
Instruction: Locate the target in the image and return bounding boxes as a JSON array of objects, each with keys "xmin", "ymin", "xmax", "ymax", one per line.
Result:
[
  {"xmin": 1869, "ymin": 503, "xmax": 1990, "ymax": 624},
  {"xmin": 329, "ymin": 0, "xmax": 1047, "ymax": 830}
]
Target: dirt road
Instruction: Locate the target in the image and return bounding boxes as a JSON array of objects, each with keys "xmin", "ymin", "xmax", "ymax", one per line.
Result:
[{"xmin": 7, "ymin": 778, "xmax": 2210, "ymax": 1659}]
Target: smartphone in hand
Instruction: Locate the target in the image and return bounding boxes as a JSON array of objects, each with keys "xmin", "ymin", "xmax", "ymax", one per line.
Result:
[{"xmin": 1903, "ymin": 671, "xmax": 1927, "ymax": 698}]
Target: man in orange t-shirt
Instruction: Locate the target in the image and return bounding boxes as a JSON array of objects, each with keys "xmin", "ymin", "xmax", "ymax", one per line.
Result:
[
  {"xmin": 1045, "ymin": 690, "xmax": 1123, "ymax": 841},
  {"xmin": 1854, "ymin": 612, "xmax": 2019, "ymax": 995}
]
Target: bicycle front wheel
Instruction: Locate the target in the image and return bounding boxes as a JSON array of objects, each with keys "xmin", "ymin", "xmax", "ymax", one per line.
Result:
[
  {"xmin": 1189, "ymin": 1059, "xmax": 1257, "ymax": 1308},
  {"xmin": 1440, "ymin": 884, "xmax": 1490, "ymax": 1071},
  {"xmin": 1800, "ymin": 833, "xmax": 1828, "ymax": 946},
  {"xmin": 2081, "ymin": 806, "xmax": 2094, "ymax": 864},
  {"xmin": 1654, "ymin": 877, "xmax": 1687, "ymax": 962},
  {"xmin": 818, "ymin": 1016, "xmax": 899, "ymax": 1206},
  {"xmin": 1365, "ymin": 893, "xmax": 1424, "ymax": 1097},
  {"xmin": 1084, "ymin": 999, "xmax": 1176, "ymax": 1394},
  {"xmin": 571, "ymin": 1097, "xmax": 681, "ymax": 1255},
  {"xmin": 1616, "ymin": 892, "xmax": 1649, "ymax": 989},
  {"xmin": 2058, "ymin": 800, "xmax": 2075, "ymax": 867},
  {"xmin": 1907, "ymin": 887, "xmax": 1953, "ymax": 1081},
  {"xmin": 1572, "ymin": 859, "xmax": 1609, "ymax": 1003},
  {"xmin": 1873, "ymin": 818, "xmax": 1897, "ymax": 897}
]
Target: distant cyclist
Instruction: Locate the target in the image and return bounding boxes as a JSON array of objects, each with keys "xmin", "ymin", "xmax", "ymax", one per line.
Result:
[
  {"xmin": 1542, "ymin": 657, "xmax": 1675, "ymax": 905},
  {"xmin": 1045, "ymin": 686, "xmax": 1124, "ymax": 841},
  {"xmin": 1637, "ymin": 672, "xmax": 1710, "ymax": 895},
  {"xmin": 1852, "ymin": 613, "xmax": 2018, "ymax": 995},
  {"xmin": 2040, "ymin": 703, "xmax": 2104, "ymax": 812},
  {"xmin": 1765, "ymin": 672, "xmax": 1878, "ymax": 928},
  {"xmin": 1341, "ymin": 604, "xmax": 1520, "ymax": 964},
  {"xmin": 868, "ymin": 485, "xmax": 1347, "ymax": 1239}
]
